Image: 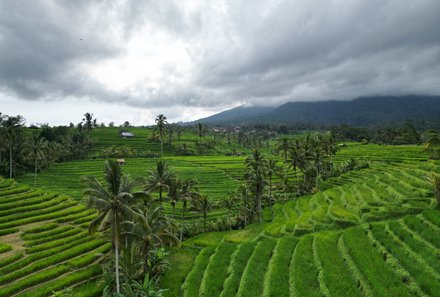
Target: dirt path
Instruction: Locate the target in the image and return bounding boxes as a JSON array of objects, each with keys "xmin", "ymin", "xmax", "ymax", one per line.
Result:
[{"xmin": 0, "ymin": 220, "xmax": 54, "ymax": 261}]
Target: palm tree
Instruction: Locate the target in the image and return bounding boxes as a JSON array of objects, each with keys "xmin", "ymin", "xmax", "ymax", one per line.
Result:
[
  {"xmin": 424, "ymin": 130, "xmax": 440, "ymax": 159},
  {"xmin": 23, "ymin": 134, "xmax": 49, "ymax": 186},
  {"xmin": 155, "ymin": 114, "xmax": 168, "ymax": 156},
  {"xmin": 83, "ymin": 112, "xmax": 94, "ymax": 133},
  {"xmin": 275, "ymin": 137, "xmax": 290, "ymax": 162},
  {"xmin": 197, "ymin": 123, "xmax": 204, "ymax": 142},
  {"xmin": 123, "ymin": 206, "xmax": 178, "ymax": 276},
  {"xmin": 194, "ymin": 194, "xmax": 215, "ymax": 232},
  {"xmin": 245, "ymin": 148, "xmax": 267, "ymax": 222},
  {"xmin": 82, "ymin": 159, "xmax": 147, "ymax": 294},
  {"xmin": 144, "ymin": 160, "xmax": 175, "ymax": 205},
  {"xmin": 167, "ymin": 178, "xmax": 182, "ymax": 218},
  {"xmin": 266, "ymin": 158, "xmax": 278, "ymax": 208},
  {"xmin": 180, "ymin": 178, "xmax": 199, "ymax": 240},
  {"xmin": 427, "ymin": 173, "xmax": 440, "ymax": 208},
  {"xmin": 3, "ymin": 115, "xmax": 24, "ymax": 178}
]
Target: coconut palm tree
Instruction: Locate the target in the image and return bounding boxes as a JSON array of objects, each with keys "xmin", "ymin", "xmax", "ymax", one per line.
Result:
[
  {"xmin": 275, "ymin": 137, "xmax": 290, "ymax": 162},
  {"xmin": 427, "ymin": 173, "xmax": 440, "ymax": 208},
  {"xmin": 155, "ymin": 114, "xmax": 168, "ymax": 156},
  {"xmin": 266, "ymin": 158, "xmax": 278, "ymax": 208},
  {"xmin": 2, "ymin": 115, "xmax": 24, "ymax": 178},
  {"xmin": 83, "ymin": 112, "xmax": 94, "ymax": 133},
  {"xmin": 194, "ymin": 194, "xmax": 215, "ymax": 232},
  {"xmin": 144, "ymin": 160, "xmax": 175, "ymax": 205},
  {"xmin": 82, "ymin": 159, "xmax": 148, "ymax": 294},
  {"xmin": 180, "ymin": 178, "xmax": 199, "ymax": 240},
  {"xmin": 167, "ymin": 178, "xmax": 182, "ymax": 218},
  {"xmin": 245, "ymin": 148, "xmax": 267, "ymax": 222},
  {"xmin": 23, "ymin": 134, "xmax": 49, "ymax": 187},
  {"xmin": 123, "ymin": 206, "xmax": 178, "ymax": 276}
]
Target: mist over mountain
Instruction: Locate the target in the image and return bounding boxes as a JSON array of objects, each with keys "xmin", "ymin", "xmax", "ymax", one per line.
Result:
[{"xmin": 196, "ymin": 95, "xmax": 440, "ymax": 127}]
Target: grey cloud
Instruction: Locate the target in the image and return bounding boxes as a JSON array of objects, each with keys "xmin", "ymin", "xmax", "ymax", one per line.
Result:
[{"xmin": 0, "ymin": 0, "xmax": 439, "ymax": 113}]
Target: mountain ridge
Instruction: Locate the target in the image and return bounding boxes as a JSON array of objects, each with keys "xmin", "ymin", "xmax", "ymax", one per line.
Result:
[{"xmin": 195, "ymin": 95, "xmax": 440, "ymax": 127}]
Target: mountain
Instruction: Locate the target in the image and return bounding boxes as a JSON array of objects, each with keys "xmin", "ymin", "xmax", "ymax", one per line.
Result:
[
  {"xmin": 196, "ymin": 95, "xmax": 440, "ymax": 127},
  {"xmin": 195, "ymin": 105, "xmax": 275, "ymax": 124}
]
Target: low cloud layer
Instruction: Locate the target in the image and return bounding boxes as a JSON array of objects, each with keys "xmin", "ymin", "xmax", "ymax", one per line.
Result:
[{"xmin": 1, "ymin": 0, "xmax": 439, "ymax": 124}]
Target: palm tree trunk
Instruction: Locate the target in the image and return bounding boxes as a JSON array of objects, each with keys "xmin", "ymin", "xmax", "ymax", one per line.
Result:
[
  {"xmin": 203, "ymin": 212, "xmax": 206, "ymax": 232},
  {"xmin": 180, "ymin": 207, "xmax": 185, "ymax": 241},
  {"xmin": 34, "ymin": 157, "xmax": 37, "ymax": 187},
  {"xmin": 9, "ymin": 143, "xmax": 12, "ymax": 179},
  {"xmin": 114, "ymin": 214, "xmax": 120, "ymax": 294},
  {"xmin": 115, "ymin": 239, "xmax": 120, "ymax": 293}
]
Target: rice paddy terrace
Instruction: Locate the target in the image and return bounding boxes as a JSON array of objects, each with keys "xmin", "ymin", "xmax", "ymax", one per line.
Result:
[
  {"xmin": 160, "ymin": 144, "xmax": 440, "ymax": 297},
  {"xmin": 0, "ymin": 178, "xmax": 107, "ymax": 297},
  {"xmin": 5, "ymin": 139, "xmax": 440, "ymax": 296}
]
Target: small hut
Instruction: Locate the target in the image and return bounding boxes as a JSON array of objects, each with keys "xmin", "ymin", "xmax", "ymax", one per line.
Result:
[{"xmin": 116, "ymin": 159, "xmax": 126, "ymax": 166}]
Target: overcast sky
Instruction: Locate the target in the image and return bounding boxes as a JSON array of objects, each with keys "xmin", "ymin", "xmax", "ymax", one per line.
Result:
[{"xmin": 1, "ymin": 0, "xmax": 439, "ymax": 125}]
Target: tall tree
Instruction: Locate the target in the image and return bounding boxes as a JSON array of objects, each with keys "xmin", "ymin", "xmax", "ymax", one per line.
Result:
[
  {"xmin": 83, "ymin": 112, "xmax": 94, "ymax": 134},
  {"xmin": 82, "ymin": 160, "xmax": 147, "ymax": 294},
  {"xmin": 144, "ymin": 160, "xmax": 174, "ymax": 205},
  {"xmin": 3, "ymin": 115, "xmax": 24, "ymax": 178},
  {"xmin": 167, "ymin": 178, "xmax": 182, "ymax": 217},
  {"xmin": 194, "ymin": 194, "xmax": 215, "ymax": 232},
  {"xmin": 266, "ymin": 158, "xmax": 278, "ymax": 208},
  {"xmin": 427, "ymin": 173, "xmax": 440, "ymax": 208},
  {"xmin": 180, "ymin": 178, "xmax": 199, "ymax": 240},
  {"xmin": 23, "ymin": 134, "xmax": 49, "ymax": 186},
  {"xmin": 123, "ymin": 206, "xmax": 178, "ymax": 277},
  {"xmin": 155, "ymin": 114, "xmax": 168, "ymax": 156},
  {"xmin": 197, "ymin": 123, "xmax": 204, "ymax": 142},
  {"xmin": 244, "ymin": 148, "xmax": 267, "ymax": 222}
]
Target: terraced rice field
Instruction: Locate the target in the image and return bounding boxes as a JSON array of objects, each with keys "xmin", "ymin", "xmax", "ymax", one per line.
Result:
[
  {"xmin": 17, "ymin": 156, "xmax": 245, "ymax": 220},
  {"xmin": 163, "ymin": 209, "xmax": 440, "ymax": 297},
  {"xmin": 0, "ymin": 178, "xmax": 107, "ymax": 297},
  {"xmin": 161, "ymin": 144, "xmax": 440, "ymax": 297}
]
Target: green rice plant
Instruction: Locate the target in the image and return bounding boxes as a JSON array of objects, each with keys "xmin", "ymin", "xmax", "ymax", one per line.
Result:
[
  {"xmin": 181, "ymin": 246, "xmax": 215, "ymax": 297},
  {"xmin": 199, "ymin": 241, "xmax": 237, "ymax": 297},
  {"xmin": 370, "ymin": 223, "xmax": 440, "ymax": 296},
  {"xmin": 0, "ymin": 227, "xmax": 18, "ymax": 236},
  {"xmin": 0, "ymin": 243, "xmax": 12, "ymax": 254},
  {"xmin": 388, "ymin": 221, "xmax": 440, "ymax": 274},
  {"xmin": 18, "ymin": 265, "xmax": 102, "ymax": 297},
  {"xmin": 290, "ymin": 235, "xmax": 321, "ymax": 297},
  {"xmin": 0, "ymin": 252, "xmax": 24, "ymax": 269},
  {"xmin": 0, "ymin": 237, "xmax": 101, "ymax": 276},
  {"xmin": 402, "ymin": 216, "xmax": 440, "ymax": 248},
  {"xmin": 26, "ymin": 231, "xmax": 89, "ymax": 254},
  {"xmin": 162, "ymin": 247, "xmax": 198, "ymax": 297},
  {"xmin": 236, "ymin": 238, "xmax": 276, "ymax": 297},
  {"xmin": 0, "ymin": 185, "xmax": 31, "ymax": 197},
  {"xmin": 220, "ymin": 241, "xmax": 257, "ymax": 297},
  {"xmin": 23, "ymin": 223, "xmax": 58, "ymax": 234},
  {"xmin": 22, "ymin": 225, "xmax": 74, "ymax": 241},
  {"xmin": 0, "ymin": 194, "xmax": 64, "ymax": 216},
  {"xmin": 422, "ymin": 210, "xmax": 440, "ymax": 227},
  {"xmin": 0, "ymin": 200, "xmax": 77, "ymax": 223},
  {"xmin": 0, "ymin": 238, "xmax": 104, "ymax": 285},
  {"xmin": 343, "ymin": 227, "xmax": 412, "ymax": 297},
  {"xmin": 0, "ymin": 204, "xmax": 86, "ymax": 230},
  {"xmin": 264, "ymin": 236, "xmax": 298, "ymax": 297},
  {"xmin": 315, "ymin": 232, "xmax": 362, "ymax": 297},
  {"xmin": 0, "ymin": 193, "xmax": 58, "ymax": 212},
  {"xmin": 364, "ymin": 224, "xmax": 427, "ymax": 297}
]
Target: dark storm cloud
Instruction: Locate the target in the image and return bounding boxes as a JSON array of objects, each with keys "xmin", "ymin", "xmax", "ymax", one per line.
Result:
[{"xmin": 0, "ymin": 0, "xmax": 439, "ymax": 111}]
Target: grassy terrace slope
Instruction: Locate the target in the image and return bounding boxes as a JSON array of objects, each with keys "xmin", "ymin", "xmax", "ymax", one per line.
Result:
[
  {"xmin": 0, "ymin": 178, "xmax": 107, "ymax": 297},
  {"xmin": 17, "ymin": 156, "xmax": 244, "ymax": 220},
  {"xmin": 161, "ymin": 145, "xmax": 440, "ymax": 297}
]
